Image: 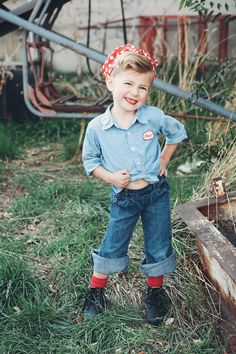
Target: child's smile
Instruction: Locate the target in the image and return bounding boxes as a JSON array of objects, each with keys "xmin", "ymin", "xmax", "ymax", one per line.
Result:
[
  {"xmin": 106, "ymin": 70, "xmax": 153, "ymax": 119},
  {"xmin": 125, "ymin": 97, "xmax": 138, "ymax": 105}
]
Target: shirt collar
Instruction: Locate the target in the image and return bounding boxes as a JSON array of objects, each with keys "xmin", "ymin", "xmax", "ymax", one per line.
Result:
[{"xmin": 101, "ymin": 104, "xmax": 148, "ymax": 130}]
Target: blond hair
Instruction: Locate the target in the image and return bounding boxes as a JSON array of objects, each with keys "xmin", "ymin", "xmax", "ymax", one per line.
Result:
[{"xmin": 110, "ymin": 51, "xmax": 154, "ymax": 78}]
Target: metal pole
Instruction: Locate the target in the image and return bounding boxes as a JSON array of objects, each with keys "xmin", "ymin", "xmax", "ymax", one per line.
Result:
[
  {"xmin": 0, "ymin": 8, "xmax": 236, "ymax": 121},
  {"xmin": 154, "ymin": 79, "xmax": 236, "ymax": 121},
  {"xmin": 0, "ymin": 9, "xmax": 105, "ymax": 62}
]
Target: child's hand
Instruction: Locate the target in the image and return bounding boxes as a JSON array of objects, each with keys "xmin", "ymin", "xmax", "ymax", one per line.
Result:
[
  {"xmin": 159, "ymin": 157, "xmax": 167, "ymax": 176},
  {"xmin": 111, "ymin": 169, "xmax": 131, "ymax": 188}
]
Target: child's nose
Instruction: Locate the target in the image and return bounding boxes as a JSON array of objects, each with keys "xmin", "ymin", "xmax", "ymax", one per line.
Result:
[{"xmin": 131, "ymin": 87, "xmax": 139, "ymax": 96}]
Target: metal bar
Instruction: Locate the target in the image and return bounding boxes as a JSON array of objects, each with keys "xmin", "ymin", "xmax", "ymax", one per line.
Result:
[
  {"xmin": 154, "ymin": 79, "xmax": 236, "ymax": 121},
  {"xmin": 0, "ymin": 8, "xmax": 105, "ymax": 62},
  {"xmin": 0, "ymin": 8, "xmax": 236, "ymax": 121},
  {"xmin": 138, "ymin": 16, "xmax": 157, "ymax": 56},
  {"xmin": 0, "ymin": 1, "xmax": 38, "ymax": 24},
  {"xmin": 0, "ymin": 0, "xmax": 70, "ymax": 36},
  {"xmin": 219, "ymin": 16, "xmax": 229, "ymax": 60},
  {"xmin": 37, "ymin": 0, "xmax": 51, "ymax": 25},
  {"xmin": 170, "ymin": 113, "xmax": 224, "ymax": 121},
  {"xmin": 22, "ymin": 32, "xmax": 101, "ymax": 119},
  {"xmin": 28, "ymin": 0, "xmax": 44, "ymax": 22},
  {"xmin": 179, "ymin": 16, "xmax": 186, "ymax": 64}
]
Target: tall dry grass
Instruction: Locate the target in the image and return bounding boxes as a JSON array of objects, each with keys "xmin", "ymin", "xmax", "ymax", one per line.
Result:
[{"xmin": 192, "ymin": 136, "xmax": 236, "ymax": 199}]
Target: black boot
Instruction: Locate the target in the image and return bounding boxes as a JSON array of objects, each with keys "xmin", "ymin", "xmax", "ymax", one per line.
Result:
[
  {"xmin": 145, "ymin": 286, "xmax": 170, "ymax": 326},
  {"xmin": 82, "ymin": 287, "xmax": 106, "ymax": 318}
]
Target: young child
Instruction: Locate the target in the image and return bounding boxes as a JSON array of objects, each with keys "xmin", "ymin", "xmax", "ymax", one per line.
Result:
[{"xmin": 82, "ymin": 44, "xmax": 187, "ymax": 326}]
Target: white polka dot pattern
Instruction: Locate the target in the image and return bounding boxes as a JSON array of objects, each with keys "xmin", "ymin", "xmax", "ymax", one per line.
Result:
[{"xmin": 101, "ymin": 44, "xmax": 158, "ymax": 79}]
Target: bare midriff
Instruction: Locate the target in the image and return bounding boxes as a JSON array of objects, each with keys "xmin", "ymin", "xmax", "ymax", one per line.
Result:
[{"xmin": 126, "ymin": 179, "xmax": 149, "ymax": 190}]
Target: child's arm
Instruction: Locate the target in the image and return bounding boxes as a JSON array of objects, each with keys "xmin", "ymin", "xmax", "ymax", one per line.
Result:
[
  {"xmin": 159, "ymin": 112, "xmax": 188, "ymax": 176},
  {"xmin": 160, "ymin": 143, "xmax": 178, "ymax": 176},
  {"xmin": 93, "ymin": 165, "xmax": 131, "ymax": 189}
]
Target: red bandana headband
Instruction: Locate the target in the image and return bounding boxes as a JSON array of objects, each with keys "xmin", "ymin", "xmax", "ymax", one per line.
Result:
[{"xmin": 101, "ymin": 44, "xmax": 158, "ymax": 79}]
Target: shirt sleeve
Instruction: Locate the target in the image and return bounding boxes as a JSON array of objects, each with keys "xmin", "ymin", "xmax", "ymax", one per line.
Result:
[
  {"xmin": 82, "ymin": 125, "xmax": 102, "ymax": 175},
  {"xmin": 160, "ymin": 114, "xmax": 188, "ymax": 144}
]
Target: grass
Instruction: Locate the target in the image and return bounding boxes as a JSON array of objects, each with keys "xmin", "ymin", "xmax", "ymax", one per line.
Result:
[
  {"xmin": 0, "ymin": 123, "xmax": 21, "ymax": 160},
  {"xmin": 0, "ymin": 120, "xmax": 229, "ymax": 353},
  {"xmin": 1, "ymin": 19, "xmax": 235, "ymax": 353}
]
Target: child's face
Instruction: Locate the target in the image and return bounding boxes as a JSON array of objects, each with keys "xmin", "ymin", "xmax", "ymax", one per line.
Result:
[{"xmin": 106, "ymin": 70, "xmax": 153, "ymax": 114}]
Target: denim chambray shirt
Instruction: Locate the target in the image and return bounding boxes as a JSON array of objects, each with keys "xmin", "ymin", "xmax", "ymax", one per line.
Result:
[{"xmin": 82, "ymin": 104, "xmax": 188, "ymax": 193}]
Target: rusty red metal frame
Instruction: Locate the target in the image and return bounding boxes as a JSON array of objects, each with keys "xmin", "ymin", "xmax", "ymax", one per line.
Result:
[
  {"xmin": 139, "ymin": 15, "xmax": 232, "ymax": 63},
  {"xmin": 1, "ymin": 7, "xmax": 236, "ymax": 120},
  {"xmin": 219, "ymin": 17, "xmax": 229, "ymax": 60},
  {"xmin": 14, "ymin": 0, "xmax": 106, "ymax": 116},
  {"xmin": 26, "ymin": 40, "xmax": 105, "ymax": 115}
]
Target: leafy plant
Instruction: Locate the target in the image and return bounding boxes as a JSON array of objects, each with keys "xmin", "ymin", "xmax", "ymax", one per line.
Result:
[{"xmin": 178, "ymin": 0, "xmax": 235, "ymax": 20}]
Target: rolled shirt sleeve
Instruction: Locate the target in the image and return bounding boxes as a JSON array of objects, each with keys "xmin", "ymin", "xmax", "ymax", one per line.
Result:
[
  {"xmin": 160, "ymin": 114, "xmax": 188, "ymax": 144},
  {"xmin": 82, "ymin": 126, "xmax": 102, "ymax": 176}
]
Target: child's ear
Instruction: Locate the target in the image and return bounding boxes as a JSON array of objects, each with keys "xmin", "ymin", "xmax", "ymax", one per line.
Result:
[{"xmin": 105, "ymin": 76, "xmax": 113, "ymax": 92}]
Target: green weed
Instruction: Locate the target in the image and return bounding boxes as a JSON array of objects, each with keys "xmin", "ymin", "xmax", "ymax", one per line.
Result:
[
  {"xmin": 0, "ymin": 124, "xmax": 21, "ymax": 160},
  {"xmin": 11, "ymin": 179, "xmax": 108, "ymax": 218},
  {"xmin": 61, "ymin": 134, "xmax": 80, "ymax": 160},
  {"xmin": 0, "ymin": 254, "xmax": 47, "ymax": 311}
]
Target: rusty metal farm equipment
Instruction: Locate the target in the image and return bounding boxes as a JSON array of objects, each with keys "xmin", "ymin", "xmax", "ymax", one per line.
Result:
[{"xmin": 0, "ymin": 0, "xmax": 236, "ymax": 121}]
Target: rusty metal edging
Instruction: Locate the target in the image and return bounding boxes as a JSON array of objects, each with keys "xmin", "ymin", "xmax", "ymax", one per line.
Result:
[
  {"xmin": 176, "ymin": 193, "xmax": 236, "ymax": 352},
  {"xmin": 175, "ymin": 193, "xmax": 236, "ymax": 285},
  {"xmin": 0, "ymin": 8, "xmax": 236, "ymax": 120},
  {"xmin": 185, "ymin": 191, "xmax": 236, "ymax": 210}
]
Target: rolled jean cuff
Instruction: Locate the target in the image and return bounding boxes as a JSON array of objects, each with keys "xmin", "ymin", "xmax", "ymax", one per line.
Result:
[
  {"xmin": 91, "ymin": 251, "xmax": 130, "ymax": 275},
  {"xmin": 140, "ymin": 251, "xmax": 176, "ymax": 276}
]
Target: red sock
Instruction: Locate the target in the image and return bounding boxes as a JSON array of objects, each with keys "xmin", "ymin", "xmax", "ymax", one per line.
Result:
[
  {"xmin": 147, "ymin": 275, "xmax": 164, "ymax": 288},
  {"xmin": 90, "ymin": 274, "xmax": 108, "ymax": 288}
]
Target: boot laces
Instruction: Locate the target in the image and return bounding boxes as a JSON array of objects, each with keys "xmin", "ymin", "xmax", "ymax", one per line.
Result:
[{"xmin": 84, "ymin": 288, "xmax": 104, "ymax": 309}]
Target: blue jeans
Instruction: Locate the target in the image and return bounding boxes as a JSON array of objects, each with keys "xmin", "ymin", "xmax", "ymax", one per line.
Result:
[{"xmin": 92, "ymin": 176, "xmax": 176, "ymax": 276}]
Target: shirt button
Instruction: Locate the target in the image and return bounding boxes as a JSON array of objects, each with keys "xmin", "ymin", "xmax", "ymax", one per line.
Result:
[
  {"xmin": 101, "ymin": 116, "xmax": 109, "ymax": 125},
  {"xmin": 131, "ymin": 147, "xmax": 135, "ymax": 151},
  {"xmin": 137, "ymin": 161, "xmax": 141, "ymax": 165}
]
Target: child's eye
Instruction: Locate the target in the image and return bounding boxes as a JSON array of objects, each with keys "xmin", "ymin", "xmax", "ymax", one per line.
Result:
[
  {"xmin": 124, "ymin": 82, "xmax": 132, "ymax": 86},
  {"xmin": 140, "ymin": 87, "xmax": 147, "ymax": 91}
]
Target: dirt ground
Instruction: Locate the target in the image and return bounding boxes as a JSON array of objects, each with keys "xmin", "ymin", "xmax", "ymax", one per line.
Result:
[{"xmin": 0, "ymin": 144, "xmax": 67, "ymax": 213}]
